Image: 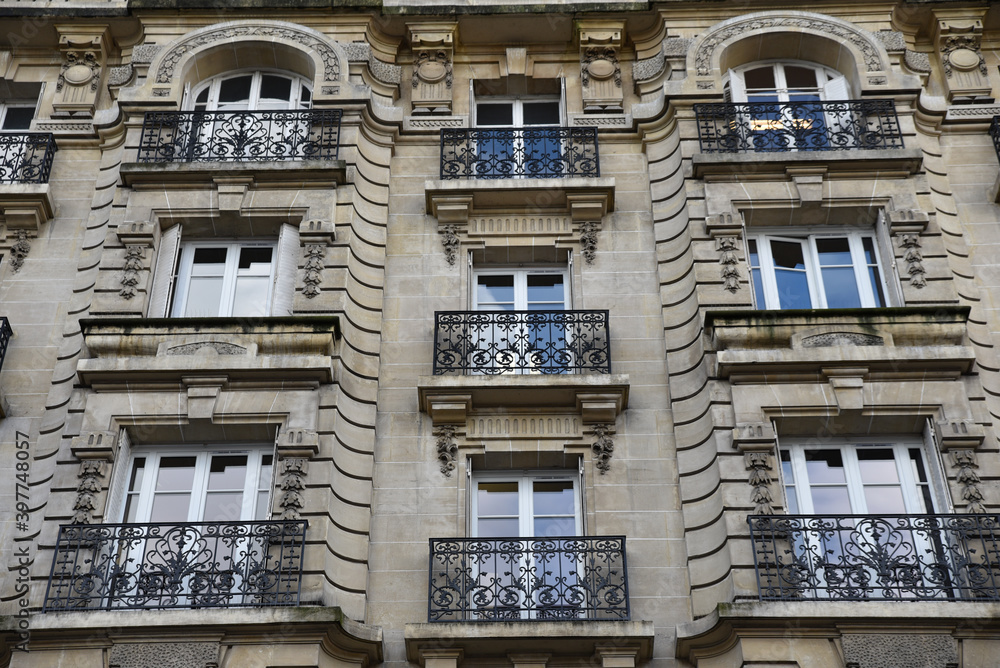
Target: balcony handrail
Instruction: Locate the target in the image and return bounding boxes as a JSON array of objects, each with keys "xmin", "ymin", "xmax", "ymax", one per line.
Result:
[
  {"xmin": 989, "ymin": 116, "xmax": 1000, "ymax": 164},
  {"xmin": 43, "ymin": 519, "xmax": 308, "ymax": 612},
  {"xmin": 432, "ymin": 309, "xmax": 611, "ymax": 375},
  {"xmin": 136, "ymin": 109, "xmax": 343, "ymax": 163},
  {"xmin": 439, "ymin": 126, "xmax": 600, "ymax": 179},
  {"xmin": 0, "ymin": 132, "xmax": 56, "ymax": 184},
  {"xmin": 693, "ymin": 99, "xmax": 905, "ymax": 153},
  {"xmin": 428, "ymin": 536, "xmax": 629, "ymax": 622},
  {"xmin": 0, "ymin": 317, "xmax": 12, "ymax": 375},
  {"xmin": 749, "ymin": 513, "xmax": 1000, "ymax": 601}
]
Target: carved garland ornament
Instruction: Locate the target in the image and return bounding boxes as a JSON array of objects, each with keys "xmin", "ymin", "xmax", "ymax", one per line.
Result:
[
  {"xmin": 302, "ymin": 244, "xmax": 325, "ymax": 298},
  {"xmin": 440, "ymin": 225, "xmax": 460, "ymax": 266},
  {"xmin": 72, "ymin": 460, "xmax": 106, "ymax": 524},
  {"xmin": 592, "ymin": 424, "xmax": 615, "ymax": 474},
  {"xmin": 580, "ymin": 221, "xmax": 600, "ymax": 265},
  {"xmin": 9, "ymin": 231, "xmax": 31, "ymax": 273},
  {"xmin": 950, "ymin": 450, "xmax": 986, "ymax": 513},
  {"xmin": 156, "ymin": 25, "xmax": 341, "ymax": 84},
  {"xmin": 58, "ymin": 51, "xmax": 101, "ymax": 93},
  {"xmin": 413, "ymin": 50, "xmax": 452, "ymax": 89},
  {"xmin": 717, "ymin": 235, "xmax": 741, "ymax": 293},
  {"xmin": 434, "ymin": 425, "xmax": 458, "ymax": 476},
  {"xmin": 942, "ymin": 36, "xmax": 987, "ymax": 78},
  {"xmin": 745, "ymin": 451, "xmax": 774, "ymax": 514},
  {"xmin": 119, "ymin": 245, "xmax": 144, "ymax": 299},
  {"xmin": 897, "ymin": 233, "xmax": 927, "ymax": 288},
  {"xmin": 278, "ymin": 458, "xmax": 307, "ymax": 520},
  {"xmin": 695, "ymin": 16, "xmax": 882, "ymax": 76},
  {"xmin": 581, "ymin": 47, "xmax": 621, "ymax": 89}
]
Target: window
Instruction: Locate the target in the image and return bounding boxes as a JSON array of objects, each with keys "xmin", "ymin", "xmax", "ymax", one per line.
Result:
[
  {"xmin": 0, "ymin": 102, "xmax": 34, "ymax": 130},
  {"xmin": 189, "ymin": 71, "xmax": 311, "ymax": 111},
  {"xmin": 121, "ymin": 446, "xmax": 274, "ymax": 524},
  {"xmin": 746, "ymin": 231, "xmax": 889, "ymax": 310},
  {"xmin": 473, "ymin": 97, "xmax": 562, "ymax": 178},
  {"xmin": 728, "ymin": 62, "xmax": 848, "ymax": 104},
  {"xmin": 171, "ymin": 242, "xmax": 276, "ymax": 318},
  {"xmin": 780, "ymin": 440, "xmax": 934, "ymax": 516},
  {"xmin": 474, "ymin": 268, "xmax": 568, "ymax": 311},
  {"xmin": 472, "ymin": 472, "xmax": 582, "ymax": 538}
]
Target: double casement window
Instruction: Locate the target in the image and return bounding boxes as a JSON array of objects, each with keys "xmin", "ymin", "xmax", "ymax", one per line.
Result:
[
  {"xmin": 472, "ymin": 472, "xmax": 582, "ymax": 538},
  {"xmin": 474, "ymin": 268, "xmax": 568, "ymax": 312},
  {"xmin": 728, "ymin": 62, "xmax": 849, "ymax": 105},
  {"xmin": 120, "ymin": 447, "xmax": 274, "ymax": 524},
  {"xmin": 473, "ymin": 97, "xmax": 563, "ymax": 178},
  {"xmin": 189, "ymin": 71, "xmax": 312, "ymax": 112},
  {"xmin": 147, "ymin": 223, "xmax": 299, "ymax": 318},
  {"xmin": 746, "ymin": 231, "xmax": 890, "ymax": 310}
]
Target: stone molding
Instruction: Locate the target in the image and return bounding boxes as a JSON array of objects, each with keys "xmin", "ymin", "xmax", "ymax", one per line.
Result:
[
  {"xmin": 842, "ymin": 633, "xmax": 957, "ymax": 668},
  {"xmin": 109, "ymin": 641, "xmax": 219, "ymax": 668}
]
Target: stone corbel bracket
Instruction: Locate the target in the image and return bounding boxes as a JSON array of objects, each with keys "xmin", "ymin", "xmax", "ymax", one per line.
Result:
[
  {"xmin": 433, "ymin": 424, "xmax": 459, "ymax": 476},
  {"xmin": 408, "ymin": 22, "xmax": 458, "ymax": 116},
  {"xmin": 116, "ymin": 221, "xmax": 159, "ymax": 300},
  {"xmin": 275, "ymin": 428, "xmax": 320, "ymax": 520},
  {"xmin": 733, "ymin": 422, "xmax": 778, "ymax": 515},
  {"xmin": 70, "ymin": 430, "xmax": 118, "ymax": 524},
  {"xmin": 934, "ymin": 11, "xmax": 991, "ymax": 102},
  {"xmin": 53, "ymin": 25, "xmax": 112, "ymax": 118},
  {"xmin": 578, "ymin": 21, "xmax": 625, "ymax": 114},
  {"xmin": 934, "ymin": 418, "xmax": 987, "ymax": 511},
  {"xmin": 887, "ymin": 208, "xmax": 929, "ymax": 290},
  {"xmin": 591, "ymin": 423, "xmax": 616, "ymax": 474},
  {"xmin": 299, "ymin": 219, "xmax": 336, "ymax": 299},
  {"xmin": 705, "ymin": 212, "xmax": 745, "ymax": 294}
]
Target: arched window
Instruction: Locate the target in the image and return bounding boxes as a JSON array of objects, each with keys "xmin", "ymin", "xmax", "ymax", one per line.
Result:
[
  {"xmin": 727, "ymin": 61, "xmax": 849, "ymax": 104},
  {"xmin": 188, "ymin": 70, "xmax": 312, "ymax": 111}
]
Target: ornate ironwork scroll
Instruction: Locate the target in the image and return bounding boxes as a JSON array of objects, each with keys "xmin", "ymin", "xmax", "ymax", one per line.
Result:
[
  {"xmin": 990, "ymin": 116, "xmax": 1000, "ymax": 165},
  {"xmin": 440, "ymin": 127, "xmax": 599, "ymax": 179},
  {"xmin": 428, "ymin": 536, "xmax": 629, "ymax": 622},
  {"xmin": 0, "ymin": 317, "xmax": 12, "ymax": 376},
  {"xmin": 693, "ymin": 100, "xmax": 904, "ymax": 153},
  {"xmin": 0, "ymin": 133, "xmax": 56, "ymax": 183},
  {"xmin": 43, "ymin": 520, "xmax": 307, "ymax": 611},
  {"xmin": 748, "ymin": 514, "xmax": 1000, "ymax": 601},
  {"xmin": 432, "ymin": 310, "xmax": 611, "ymax": 375},
  {"xmin": 137, "ymin": 110, "xmax": 342, "ymax": 163}
]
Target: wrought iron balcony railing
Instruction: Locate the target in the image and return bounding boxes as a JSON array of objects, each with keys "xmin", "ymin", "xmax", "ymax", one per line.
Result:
[
  {"xmin": 0, "ymin": 317, "xmax": 12, "ymax": 375},
  {"xmin": 137, "ymin": 110, "xmax": 342, "ymax": 163},
  {"xmin": 749, "ymin": 514, "xmax": 1000, "ymax": 601},
  {"xmin": 43, "ymin": 520, "xmax": 307, "ymax": 611},
  {"xmin": 428, "ymin": 536, "xmax": 629, "ymax": 622},
  {"xmin": 440, "ymin": 127, "xmax": 600, "ymax": 179},
  {"xmin": 432, "ymin": 310, "xmax": 611, "ymax": 375},
  {"xmin": 0, "ymin": 132, "xmax": 56, "ymax": 183},
  {"xmin": 990, "ymin": 116, "xmax": 1000, "ymax": 164},
  {"xmin": 693, "ymin": 100, "xmax": 904, "ymax": 153}
]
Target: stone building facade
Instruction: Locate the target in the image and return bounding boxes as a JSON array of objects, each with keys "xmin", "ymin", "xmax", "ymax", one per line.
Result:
[{"xmin": 0, "ymin": 1, "xmax": 998, "ymax": 667}]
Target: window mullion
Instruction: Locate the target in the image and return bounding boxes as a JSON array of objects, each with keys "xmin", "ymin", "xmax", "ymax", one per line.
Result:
[
  {"xmin": 520, "ymin": 476, "xmax": 533, "ymax": 537},
  {"xmin": 134, "ymin": 453, "xmax": 160, "ymax": 524},
  {"xmin": 220, "ymin": 244, "xmax": 240, "ymax": 317},
  {"xmin": 841, "ymin": 447, "xmax": 867, "ymax": 515},
  {"xmin": 789, "ymin": 448, "xmax": 813, "ymax": 515},
  {"xmin": 850, "ymin": 234, "xmax": 877, "ymax": 308},
  {"xmin": 245, "ymin": 450, "xmax": 261, "ymax": 520},
  {"xmin": 189, "ymin": 452, "xmax": 211, "ymax": 522},
  {"xmin": 804, "ymin": 237, "xmax": 825, "ymax": 309},
  {"xmin": 756, "ymin": 236, "xmax": 782, "ymax": 309},
  {"xmin": 893, "ymin": 443, "xmax": 924, "ymax": 514}
]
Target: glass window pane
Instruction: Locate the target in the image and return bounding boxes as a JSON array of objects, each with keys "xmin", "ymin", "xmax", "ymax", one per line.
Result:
[
  {"xmin": 150, "ymin": 493, "xmax": 191, "ymax": 522},
  {"xmin": 193, "ymin": 247, "xmax": 228, "ymax": 265},
  {"xmin": 864, "ymin": 486, "xmax": 906, "ymax": 514},
  {"xmin": 477, "ymin": 275, "xmax": 515, "ymax": 305},
  {"xmin": 123, "ymin": 495, "xmax": 140, "ymax": 523},
  {"xmin": 908, "ymin": 448, "xmax": 929, "ymax": 484},
  {"xmin": 185, "ymin": 276, "xmax": 225, "ymax": 317},
  {"xmin": 868, "ymin": 266, "xmax": 886, "ymax": 307},
  {"xmin": 478, "ymin": 517, "xmax": 519, "ymax": 538},
  {"xmin": 534, "ymin": 516, "xmax": 575, "ymax": 537},
  {"xmin": 771, "ymin": 240, "xmax": 806, "ymax": 270},
  {"xmin": 523, "ymin": 102, "xmax": 560, "ymax": 126},
  {"xmin": 856, "ymin": 448, "xmax": 899, "ymax": 483},
  {"xmin": 785, "ymin": 488, "xmax": 799, "ymax": 514},
  {"xmin": 816, "ymin": 238, "xmax": 853, "ymax": 265},
  {"xmin": 526, "ymin": 275, "xmax": 565, "ymax": 305},
  {"xmin": 155, "ymin": 457, "xmax": 197, "ymax": 491},
  {"xmin": 751, "ymin": 267, "xmax": 766, "ymax": 308},
  {"xmin": 804, "ymin": 450, "xmax": 846, "ymax": 483},
  {"xmin": 207, "ymin": 455, "xmax": 248, "ymax": 490},
  {"xmin": 260, "ymin": 75, "xmax": 293, "ymax": 102},
  {"xmin": 256, "ymin": 491, "xmax": 271, "ymax": 520},
  {"xmin": 259, "ymin": 454, "xmax": 274, "ymax": 491},
  {"xmin": 232, "ymin": 276, "xmax": 270, "ymax": 317},
  {"xmin": 128, "ymin": 457, "xmax": 146, "ymax": 492},
  {"xmin": 2, "ymin": 107, "xmax": 34, "ymax": 130},
  {"xmin": 218, "ymin": 75, "xmax": 252, "ymax": 104},
  {"xmin": 743, "ymin": 67, "xmax": 776, "ymax": 90},
  {"xmin": 809, "ymin": 485, "xmax": 852, "ymax": 514},
  {"xmin": 533, "ymin": 481, "xmax": 575, "ymax": 516},
  {"xmin": 784, "ymin": 65, "xmax": 820, "ymax": 89},
  {"xmin": 774, "ymin": 269, "xmax": 811, "ymax": 309},
  {"xmin": 238, "ymin": 247, "xmax": 273, "ymax": 270},
  {"xmin": 202, "ymin": 491, "xmax": 244, "ymax": 522},
  {"xmin": 862, "ymin": 237, "xmax": 878, "ymax": 264},
  {"xmin": 820, "ymin": 267, "xmax": 862, "ymax": 308},
  {"xmin": 477, "ymin": 103, "xmax": 513, "ymax": 126},
  {"xmin": 477, "ymin": 482, "xmax": 518, "ymax": 516}
]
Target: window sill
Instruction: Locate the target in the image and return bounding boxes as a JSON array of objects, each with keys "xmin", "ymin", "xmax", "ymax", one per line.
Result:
[
  {"xmin": 425, "ymin": 176, "xmax": 615, "ymax": 222},
  {"xmin": 77, "ymin": 316, "xmax": 339, "ymax": 388},
  {"xmin": 119, "ymin": 159, "xmax": 348, "ymax": 188},
  {"xmin": 691, "ymin": 147, "xmax": 923, "ymax": 180},
  {"xmin": 705, "ymin": 306, "xmax": 974, "ymax": 380}
]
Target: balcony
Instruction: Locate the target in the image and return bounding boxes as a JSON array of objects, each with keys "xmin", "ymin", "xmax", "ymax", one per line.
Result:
[
  {"xmin": 433, "ymin": 310, "xmax": 610, "ymax": 376},
  {"xmin": 691, "ymin": 100, "xmax": 921, "ymax": 178},
  {"xmin": 749, "ymin": 514, "xmax": 1000, "ymax": 601},
  {"xmin": 990, "ymin": 116, "xmax": 1000, "ymax": 164},
  {"xmin": 427, "ymin": 536, "xmax": 629, "ymax": 622},
  {"xmin": 440, "ymin": 127, "xmax": 599, "ymax": 180},
  {"xmin": 42, "ymin": 520, "xmax": 307, "ymax": 611},
  {"xmin": 0, "ymin": 132, "xmax": 56, "ymax": 184}
]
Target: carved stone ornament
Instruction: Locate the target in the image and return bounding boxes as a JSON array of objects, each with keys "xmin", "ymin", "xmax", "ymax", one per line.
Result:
[
  {"xmin": 156, "ymin": 24, "xmax": 341, "ymax": 85},
  {"xmin": 842, "ymin": 633, "xmax": 957, "ymax": 668},
  {"xmin": 119, "ymin": 245, "xmax": 144, "ymax": 299},
  {"xmin": 950, "ymin": 449, "xmax": 986, "ymax": 513},
  {"xmin": 582, "ymin": 47, "xmax": 621, "ymax": 89},
  {"xmin": 695, "ymin": 15, "xmax": 883, "ymax": 77},
  {"xmin": 9, "ymin": 230, "xmax": 31, "ymax": 273},
  {"xmin": 302, "ymin": 244, "xmax": 325, "ymax": 298},
  {"xmin": 72, "ymin": 460, "xmax": 107, "ymax": 524},
  {"xmin": 897, "ymin": 233, "xmax": 927, "ymax": 288},
  {"xmin": 942, "ymin": 35, "xmax": 987, "ymax": 78},
  {"xmin": 745, "ymin": 451, "xmax": 774, "ymax": 515},
  {"xmin": 278, "ymin": 458, "xmax": 307, "ymax": 520},
  {"xmin": 591, "ymin": 423, "xmax": 615, "ymax": 474},
  {"xmin": 716, "ymin": 236, "xmax": 741, "ymax": 293},
  {"xmin": 904, "ymin": 50, "xmax": 932, "ymax": 74},
  {"xmin": 633, "ymin": 50, "xmax": 666, "ymax": 83},
  {"xmin": 164, "ymin": 342, "xmax": 248, "ymax": 356},
  {"xmin": 800, "ymin": 332, "xmax": 884, "ymax": 348},
  {"xmin": 440, "ymin": 225, "xmax": 460, "ymax": 266},
  {"xmin": 434, "ymin": 424, "xmax": 458, "ymax": 476},
  {"xmin": 413, "ymin": 50, "xmax": 452, "ymax": 89},
  {"xmin": 109, "ymin": 641, "xmax": 220, "ymax": 668},
  {"xmin": 580, "ymin": 221, "xmax": 600, "ymax": 265},
  {"xmin": 58, "ymin": 51, "xmax": 101, "ymax": 93},
  {"xmin": 107, "ymin": 64, "xmax": 134, "ymax": 88}
]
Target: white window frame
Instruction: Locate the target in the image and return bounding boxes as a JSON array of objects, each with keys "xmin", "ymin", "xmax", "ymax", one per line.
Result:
[
  {"xmin": 728, "ymin": 60, "xmax": 850, "ymax": 104},
  {"xmin": 473, "ymin": 96, "xmax": 563, "ymax": 128},
  {"xmin": 0, "ymin": 101, "xmax": 35, "ymax": 130},
  {"xmin": 121, "ymin": 445, "xmax": 274, "ymax": 524},
  {"xmin": 472, "ymin": 267, "xmax": 570, "ymax": 311},
  {"xmin": 187, "ymin": 70, "xmax": 312, "ymax": 112},
  {"xmin": 746, "ymin": 229, "xmax": 891, "ymax": 310},
  {"xmin": 471, "ymin": 471, "xmax": 583, "ymax": 538},
  {"xmin": 170, "ymin": 240, "xmax": 277, "ymax": 318}
]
